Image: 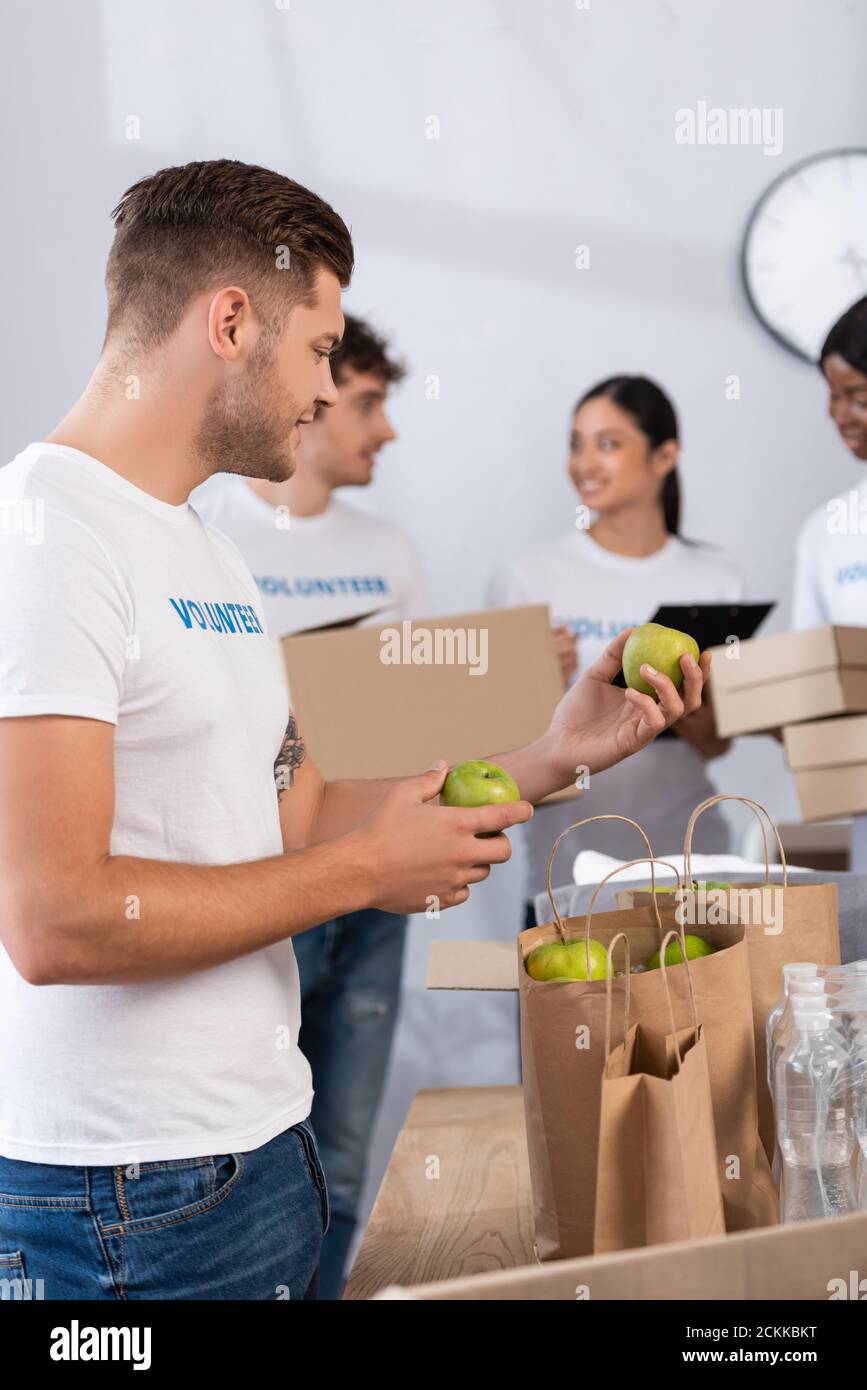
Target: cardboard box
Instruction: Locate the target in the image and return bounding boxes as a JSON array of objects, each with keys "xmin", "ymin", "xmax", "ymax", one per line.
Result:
[
  {"xmin": 280, "ymin": 604, "xmax": 579, "ymax": 805},
  {"xmin": 379, "ymin": 1208, "xmax": 867, "ymax": 1300},
  {"xmin": 784, "ymin": 713, "xmax": 867, "ymax": 821},
  {"xmin": 708, "ymin": 625, "xmax": 867, "ymax": 737}
]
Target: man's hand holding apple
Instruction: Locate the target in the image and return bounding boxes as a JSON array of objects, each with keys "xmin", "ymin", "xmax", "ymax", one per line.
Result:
[{"xmin": 354, "ymin": 762, "xmax": 533, "ymax": 915}]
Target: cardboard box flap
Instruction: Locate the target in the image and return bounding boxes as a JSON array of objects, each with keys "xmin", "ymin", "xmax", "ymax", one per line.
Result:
[
  {"xmin": 710, "ymin": 667, "xmax": 867, "ymax": 737},
  {"xmin": 392, "ymin": 1208, "xmax": 867, "ymax": 1300},
  {"xmin": 709, "ymin": 624, "xmax": 867, "ymax": 694},
  {"xmin": 280, "ymin": 604, "xmax": 579, "ymax": 805},
  {"xmin": 784, "ymin": 713, "xmax": 867, "ymax": 770},
  {"xmin": 426, "ymin": 939, "xmax": 519, "ymax": 990}
]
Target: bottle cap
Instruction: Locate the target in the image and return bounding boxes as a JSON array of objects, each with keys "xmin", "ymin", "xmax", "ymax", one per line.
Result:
[
  {"xmin": 784, "ymin": 963, "xmax": 818, "ymax": 985},
  {"xmin": 793, "ymin": 1011, "xmax": 830, "ymax": 1033},
  {"xmin": 794, "ymin": 995, "xmax": 829, "ymax": 1013},
  {"xmin": 789, "ymin": 979, "xmax": 826, "ymax": 998}
]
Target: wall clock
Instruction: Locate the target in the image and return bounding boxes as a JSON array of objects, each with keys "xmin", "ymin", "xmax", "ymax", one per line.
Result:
[{"xmin": 741, "ymin": 148, "xmax": 867, "ymax": 363}]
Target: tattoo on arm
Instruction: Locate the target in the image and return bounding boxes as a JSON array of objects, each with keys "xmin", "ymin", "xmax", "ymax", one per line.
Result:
[{"xmin": 274, "ymin": 714, "xmax": 306, "ymax": 800}]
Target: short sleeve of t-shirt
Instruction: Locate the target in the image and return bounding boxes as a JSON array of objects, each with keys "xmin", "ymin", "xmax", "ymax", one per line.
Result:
[{"xmin": 0, "ymin": 506, "xmax": 133, "ymax": 724}]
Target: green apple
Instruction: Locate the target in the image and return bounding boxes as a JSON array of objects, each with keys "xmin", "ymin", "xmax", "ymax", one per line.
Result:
[
  {"xmin": 622, "ymin": 622, "xmax": 700, "ymax": 699},
  {"xmin": 645, "ymin": 934, "xmax": 716, "ymax": 971},
  {"xmin": 440, "ymin": 760, "xmax": 520, "ymax": 838},
  {"xmin": 525, "ymin": 938, "xmax": 611, "ymax": 981}
]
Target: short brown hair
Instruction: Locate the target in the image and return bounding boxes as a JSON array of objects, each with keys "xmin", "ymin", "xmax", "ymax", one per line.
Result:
[
  {"xmin": 105, "ymin": 159, "xmax": 354, "ymax": 350},
  {"xmin": 330, "ymin": 314, "xmax": 407, "ymax": 389}
]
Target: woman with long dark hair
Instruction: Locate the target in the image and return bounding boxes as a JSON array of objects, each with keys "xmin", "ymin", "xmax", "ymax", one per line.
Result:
[
  {"xmin": 792, "ymin": 296, "xmax": 867, "ymax": 868},
  {"xmin": 489, "ymin": 375, "xmax": 743, "ymax": 923}
]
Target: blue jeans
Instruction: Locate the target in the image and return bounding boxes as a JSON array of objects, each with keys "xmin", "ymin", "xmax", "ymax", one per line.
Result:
[
  {"xmin": 292, "ymin": 907, "xmax": 408, "ymax": 1299},
  {"xmin": 0, "ymin": 1118, "xmax": 328, "ymax": 1300}
]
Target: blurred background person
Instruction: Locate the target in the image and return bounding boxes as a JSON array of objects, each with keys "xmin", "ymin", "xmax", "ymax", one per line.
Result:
[
  {"xmin": 193, "ymin": 314, "xmax": 425, "ymax": 1298},
  {"xmin": 488, "ymin": 375, "xmax": 741, "ymax": 925},
  {"xmin": 791, "ymin": 296, "xmax": 867, "ymax": 868}
]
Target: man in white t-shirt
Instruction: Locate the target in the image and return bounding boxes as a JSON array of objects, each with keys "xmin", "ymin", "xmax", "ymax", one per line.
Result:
[
  {"xmin": 0, "ymin": 159, "xmax": 706, "ymax": 1302},
  {"xmin": 192, "ymin": 314, "xmax": 425, "ymax": 1297}
]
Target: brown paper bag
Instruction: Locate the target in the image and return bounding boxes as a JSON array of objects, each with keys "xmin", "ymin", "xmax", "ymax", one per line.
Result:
[
  {"xmin": 520, "ymin": 821, "xmax": 777, "ymax": 1261},
  {"xmin": 595, "ymin": 932, "xmax": 726, "ymax": 1252},
  {"xmin": 618, "ymin": 795, "xmax": 842, "ymax": 1162},
  {"xmin": 685, "ymin": 796, "xmax": 840, "ymax": 1164}
]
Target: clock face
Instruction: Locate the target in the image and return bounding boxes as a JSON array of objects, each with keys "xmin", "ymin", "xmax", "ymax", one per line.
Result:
[{"xmin": 741, "ymin": 149, "xmax": 867, "ymax": 363}]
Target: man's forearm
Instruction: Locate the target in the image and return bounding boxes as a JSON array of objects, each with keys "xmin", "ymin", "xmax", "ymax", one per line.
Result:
[
  {"xmin": 309, "ymin": 729, "xmax": 569, "ymax": 848},
  {"xmin": 24, "ymin": 835, "xmax": 376, "ymax": 987},
  {"xmin": 307, "ymin": 775, "xmax": 405, "ymax": 845}
]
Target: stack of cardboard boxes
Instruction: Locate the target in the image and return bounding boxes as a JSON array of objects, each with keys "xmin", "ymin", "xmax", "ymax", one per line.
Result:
[{"xmin": 709, "ymin": 625, "xmax": 867, "ymax": 823}]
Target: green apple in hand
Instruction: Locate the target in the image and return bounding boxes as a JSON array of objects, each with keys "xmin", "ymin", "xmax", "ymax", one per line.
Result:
[
  {"xmin": 622, "ymin": 622, "xmax": 700, "ymax": 699},
  {"xmin": 440, "ymin": 760, "xmax": 520, "ymax": 837},
  {"xmin": 526, "ymin": 938, "xmax": 611, "ymax": 981}
]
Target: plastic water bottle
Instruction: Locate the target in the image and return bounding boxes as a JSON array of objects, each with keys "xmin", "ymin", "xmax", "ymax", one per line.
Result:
[
  {"xmin": 827, "ymin": 989, "xmax": 867, "ymax": 1206},
  {"xmin": 766, "ymin": 964, "xmax": 819, "ymax": 1095},
  {"xmin": 775, "ymin": 1010, "xmax": 856, "ymax": 1222},
  {"xmin": 767, "ymin": 972, "xmax": 825, "ymax": 1195},
  {"xmin": 822, "ymin": 961, "xmax": 867, "ymax": 980}
]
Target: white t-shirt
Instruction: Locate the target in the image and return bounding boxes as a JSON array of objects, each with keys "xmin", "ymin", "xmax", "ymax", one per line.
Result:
[
  {"xmin": 488, "ymin": 530, "xmax": 743, "ymax": 896},
  {"xmin": 0, "ymin": 443, "xmax": 312, "ymax": 1165},
  {"xmin": 190, "ymin": 475, "xmax": 427, "ymax": 635},
  {"xmin": 791, "ymin": 475, "xmax": 867, "ymax": 628}
]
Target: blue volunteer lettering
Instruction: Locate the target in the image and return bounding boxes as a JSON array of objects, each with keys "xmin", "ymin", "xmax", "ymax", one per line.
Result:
[
  {"xmin": 559, "ymin": 615, "xmax": 637, "ymax": 641},
  {"xmin": 255, "ymin": 574, "xmax": 390, "ymax": 599},
  {"xmin": 168, "ymin": 598, "xmax": 264, "ymax": 634},
  {"xmin": 836, "ymin": 563, "xmax": 867, "ymax": 586}
]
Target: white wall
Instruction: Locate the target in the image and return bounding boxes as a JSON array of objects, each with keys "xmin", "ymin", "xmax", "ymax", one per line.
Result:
[{"xmin": 3, "ymin": 0, "xmax": 865, "ymax": 1255}]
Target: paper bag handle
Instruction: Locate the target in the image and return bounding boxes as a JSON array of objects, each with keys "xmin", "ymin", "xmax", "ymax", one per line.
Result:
[
  {"xmin": 603, "ymin": 932, "xmax": 631, "ymax": 1071},
  {"xmin": 576, "ymin": 856, "xmax": 683, "ymax": 999},
  {"xmin": 545, "ymin": 815, "xmax": 654, "ymax": 941},
  {"xmin": 657, "ymin": 929, "xmax": 701, "ymax": 1071},
  {"xmin": 683, "ymin": 794, "xmax": 788, "ymax": 888},
  {"xmin": 585, "ymin": 856, "xmax": 684, "ymax": 942}
]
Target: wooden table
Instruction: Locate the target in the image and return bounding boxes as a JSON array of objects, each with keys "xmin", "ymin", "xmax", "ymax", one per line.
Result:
[
  {"xmin": 342, "ymin": 1085, "xmax": 533, "ymax": 1299},
  {"xmin": 343, "ymin": 1081, "xmax": 867, "ymax": 1302}
]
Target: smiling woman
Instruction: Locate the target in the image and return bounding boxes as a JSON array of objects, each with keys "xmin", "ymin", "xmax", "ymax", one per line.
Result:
[
  {"xmin": 488, "ymin": 373, "xmax": 742, "ymax": 905},
  {"xmin": 820, "ymin": 296, "xmax": 867, "ymax": 459}
]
